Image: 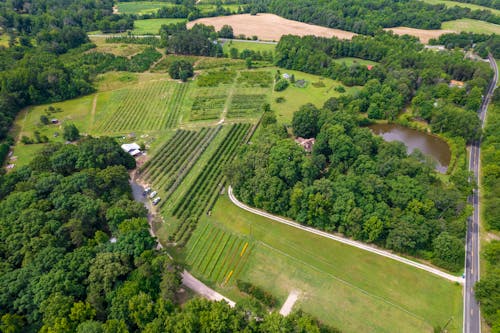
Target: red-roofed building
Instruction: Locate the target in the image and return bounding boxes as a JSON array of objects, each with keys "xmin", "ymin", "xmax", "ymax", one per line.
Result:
[{"xmin": 367, "ymin": 65, "xmax": 373, "ymax": 71}]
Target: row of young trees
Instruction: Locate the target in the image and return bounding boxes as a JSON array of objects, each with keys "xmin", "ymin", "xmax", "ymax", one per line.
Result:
[
  {"xmin": 275, "ymin": 33, "xmax": 492, "ymax": 143},
  {"xmin": 228, "ymin": 107, "xmax": 470, "ymax": 271}
]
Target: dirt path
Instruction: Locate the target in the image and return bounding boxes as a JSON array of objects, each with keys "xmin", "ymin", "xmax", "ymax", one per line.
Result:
[
  {"xmin": 279, "ymin": 291, "xmax": 300, "ymax": 316},
  {"xmin": 130, "ymin": 178, "xmax": 236, "ymax": 306},
  {"xmin": 228, "ymin": 186, "xmax": 463, "ymax": 284},
  {"xmin": 90, "ymin": 94, "xmax": 98, "ymax": 128}
]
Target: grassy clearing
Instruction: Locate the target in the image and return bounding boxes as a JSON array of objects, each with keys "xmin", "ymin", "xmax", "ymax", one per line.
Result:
[
  {"xmin": 133, "ymin": 18, "xmax": 187, "ymax": 34},
  {"xmin": 442, "ymin": 18, "xmax": 500, "ymax": 34},
  {"xmin": 185, "ymin": 195, "xmax": 463, "ymax": 333},
  {"xmin": 222, "ymin": 40, "xmax": 276, "ymax": 54},
  {"xmin": 333, "ymin": 57, "xmax": 379, "ymax": 67},
  {"xmin": 117, "ymin": 1, "xmax": 173, "ymax": 15},
  {"xmin": 271, "ymin": 69, "xmax": 359, "ymax": 123},
  {"xmin": 88, "ymin": 37, "xmax": 148, "ymax": 57},
  {"xmin": 196, "ymin": 3, "xmax": 240, "ymax": 14},
  {"xmin": 0, "ymin": 34, "xmax": 9, "ymax": 47},
  {"xmin": 420, "ymin": 0, "xmax": 500, "ymax": 15}
]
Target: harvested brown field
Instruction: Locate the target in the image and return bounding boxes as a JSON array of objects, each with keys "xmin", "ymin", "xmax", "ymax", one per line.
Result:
[
  {"xmin": 187, "ymin": 13, "xmax": 356, "ymax": 41},
  {"xmin": 384, "ymin": 27, "xmax": 454, "ymax": 44}
]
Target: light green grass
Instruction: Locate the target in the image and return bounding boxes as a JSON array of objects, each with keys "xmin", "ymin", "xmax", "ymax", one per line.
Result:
[
  {"xmin": 117, "ymin": 1, "xmax": 174, "ymax": 15},
  {"xmin": 222, "ymin": 40, "xmax": 276, "ymax": 54},
  {"xmin": 333, "ymin": 57, "xmax": 379, "ymax": 67},
  {"xmin": 442, "ymin": 18, "xmax": 500, "ymax": 34},
  {"xmin": 196, "ymin": 3, "xmax": 240, "ymax": 14},
  {"xmin": 185, "ymin": 195, "xmax": 463, "ymax": 333},
  {"xmin": 0, "ymin": 34, "xmax": 9, "ymax": 47},
  {"xmin": 271, "ymin": 69, "xmax": 359, "ymax": 123},
  {"xmin": 421, "ymin": 0, "xmax": 500, "ymax": 16},
  {"xmin": 133, "ymin": 18, "xmax": 187, "ymax": 34}
]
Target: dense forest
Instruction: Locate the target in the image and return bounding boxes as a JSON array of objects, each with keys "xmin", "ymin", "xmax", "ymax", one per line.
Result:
[
  {"xmin": 430, "ymin": 32, "xmax": 500, "ymax": 58},
  {"xmin": 275, "ymin": 33, "xmax": 491, "ymax": 143},
  {"xmin": 0, "ymin": 138, "xmax": 335, "ymax": 332},
  {"xmin": 228, "ymin": 108, "xmax": 470, "ymax": 271}
]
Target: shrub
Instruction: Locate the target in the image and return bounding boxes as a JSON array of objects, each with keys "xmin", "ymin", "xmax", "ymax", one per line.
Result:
[
  {"xmin": 335, "ymin": 86, "xmax": 346, "ymax": 93},
  {"xmin": 169, "ymin": 60, "xmax": 194, "ymax": 82},
  {"xmin": 274, "ymin": 79, "xmax": 289, "ymax": 92},
  {"xmin": 63, "ymin": 124, "xmax": 80, "ymax": 142},
  {"xmin": 236, "ymin": 280, "xmax": 277, "ymax": 308}
]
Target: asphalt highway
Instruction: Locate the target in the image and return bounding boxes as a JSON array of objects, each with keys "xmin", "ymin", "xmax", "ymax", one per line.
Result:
[{"xmin": 464, "ymin": 53, "xmax": 497, "ymax": 333}]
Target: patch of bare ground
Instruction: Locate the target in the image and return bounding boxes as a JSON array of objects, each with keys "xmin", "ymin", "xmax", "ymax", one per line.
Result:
[
  {"xmin": 384, "ymin": 27, "xmax": 454, "ymax": 44},
  {"xmin": 187, "ymin": 13, "xmax": 356, "ymax": 41}
]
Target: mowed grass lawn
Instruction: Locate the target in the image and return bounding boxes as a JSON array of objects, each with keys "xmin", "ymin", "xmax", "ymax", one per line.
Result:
[
  {"xmin": 420, "ymin": 0, "xmax": 500, "ymax": 16},
  {"xmin": 333, "ymin": 57, "xmax": 378, "ymax": 67},
  {"xmin": 442, "ymin": 18, "xmax": 500, "ymax": 34},
  {"xmin": 271, "ymin": 69, "xmax": 359, "ymax": 123},
  {"xmin": 199, "ymin": 195, "xmax": 463, "ymax": 332},
  {"xmin": 222, "ymin": 40, "xmax": 276, "ymax": 54},
  {"xmin": 133, "ymin": 18, "xmax": 187, "ymax": 34}
]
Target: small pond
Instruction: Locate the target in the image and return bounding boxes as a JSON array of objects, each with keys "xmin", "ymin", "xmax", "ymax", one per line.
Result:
[{"xmin": 369, "ymin": 123, "xmax": 451, "ymax": 173}]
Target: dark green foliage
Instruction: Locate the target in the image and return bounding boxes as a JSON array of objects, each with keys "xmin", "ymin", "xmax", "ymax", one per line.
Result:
[
  {"xmin": 165, "ymin": 24, "xmax": 223, "ymax": 57},
  {"xmin": 228, "ymin": 110, "xmax": 468, "ymax": 267},
  {"xmin": 63, "ymin": 124, "xmax": 80, "ymax": 142},
  {"xmin": 105, "ymin": 36, "xmax": 162, "ymax": 47},
  {"xmin": 236, "ymin": 280, "xmax": 278, "ymax": 308},
  {"xmin": 476, "ymin": 241, "xmax": 500, "ymax": 327},
  {"xmin": 168, "ymin": 60, "xmax": 194, "ymax": 81},
  {"xmin": 218, "ymin": 25, "xmax": 234, "ymax": 39},
  {"xmin": 292, "ymin": 103, "xmax": 320, "ymax": 138},
  {"xmin": 127, "ymin": 48, "xmax": 163, "ymax": 72},
  {"xmin": 274, "ymin": 78, "xmax": 289, "ymax": 91},
  {"xmin": 40, "ymin": 115, "xmax": 49, "ymax": 125}
]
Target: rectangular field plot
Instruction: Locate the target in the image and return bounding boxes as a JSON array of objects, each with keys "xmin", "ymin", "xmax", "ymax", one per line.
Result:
[
  {"xmin": 190, "ymin": 95, "xmax": 227, "ymax": 121},
  {"xmin": 237, "ymin": 70, "xmax": 273, "ymax": 88},
  {"xmin": 227, "ymin": 94, "xmax": 268, "ymax": 118},
  {"xmin": 139, "ymin": 126, "xmax": 221, "ymax": 199},
  {"xmin": 196, "ymin": 70, "xmax": 237, "ymax": 87},
  {"xmin": 94, "ymin": 80, "xmax": 187, "ymax": 132},
  {"xmin": 185, "ymin": 221, "xmax": 252, "ymax": 285}
]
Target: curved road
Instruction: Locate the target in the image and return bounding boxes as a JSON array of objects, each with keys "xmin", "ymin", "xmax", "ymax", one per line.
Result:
[
  {"xmin": 228, "ymin": 186, "xmax": 462, "ymax": 283},
  {"xmin": 464, "ymin": 53, "xmax": 498, "ymax": 333}
]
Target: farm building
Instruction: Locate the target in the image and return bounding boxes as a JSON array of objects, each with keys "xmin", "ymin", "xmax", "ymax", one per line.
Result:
[
  {"xmin": 121, "ymin": 142, "xmax": 142, "ymax": 156},
  {"xmin": 366, "ymin": 65, "xmax": 373, "ymax": 70},
  {"xmin": 282, "ymin": 73, "xmax": 291, "ymax": 79},
  {"xmin": 295, "ymin": 137, "xmax": 315, "ymax": 152}
]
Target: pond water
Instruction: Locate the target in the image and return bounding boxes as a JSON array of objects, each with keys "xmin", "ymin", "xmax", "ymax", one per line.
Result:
[{"xmin": 368, "ymin": 123, "xmax": 451, "ymax": 173}]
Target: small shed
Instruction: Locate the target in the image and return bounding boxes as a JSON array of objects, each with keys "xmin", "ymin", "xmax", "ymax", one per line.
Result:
[
  {"xmin": 295, "ymin": 137, "xmax": 315, "ymax": 152},
  {"xmin": 282, "ymin": 73, "xmax": 291, "ymax": 79},
  {"xmin": 121, "ymin": 143, "xmax": 142, "ymax": 156}
]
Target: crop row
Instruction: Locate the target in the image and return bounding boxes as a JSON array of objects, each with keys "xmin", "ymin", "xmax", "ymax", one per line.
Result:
[
  {"xmin": 186, "ymin": 223, "xmax": 252, "ymax": 284},
  {"xmin": 164, "ymin": 83, "xmax": 189, "ymax": 128},
  {"xmin": 171, "ymin": 123, "xmax": 252, "ymax": 244},
  {"xmin": 97, "ymin": 81, "xmax": 174, "ymax": 132},
  {"xmin": 190, "ymin": 95, "xmax": 227, "ymax": 121},
  {"xmin": 227, "ymin": 94, "xmax": 267, "ymax": 118},
  {"xmin": 237, "ymin": 71, "xmax": 273, "ymax": 88}
]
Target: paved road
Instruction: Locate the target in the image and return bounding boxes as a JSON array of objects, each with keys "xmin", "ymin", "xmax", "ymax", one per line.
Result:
[
  {"xmin": 464, "ymin": 53, "xmax": 498, "ymax": 333},
  {"xmin": 228, "ymin": 186, "xmax": 463, "ymax": 283},
  {"xmin": 181, "ymin": 270, "xmax": 236, "ymax": 307}
]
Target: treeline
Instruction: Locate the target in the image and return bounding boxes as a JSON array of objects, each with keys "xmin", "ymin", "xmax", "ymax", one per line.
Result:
[
  {"xmin": 228, "ymin": 108, "xmax": 470, "ymax": 271},
  {"xmin": 453, "ymin": 0, "xmax": 500, "ymax": 10},
  {"xmin": 163, "ymin": 24, "xmax": 223, "ymax": 56},
  {"xmin": 105, "ymin": 36, "xmax": 163, "ymax": 47},
  {"xmin": 79, "ymin": 47, "xmax": 162, "ymax": 73},
  {"xmin": 257, "ymin": 0, "xmax": 500, "ymax": 34},
  {"xmin": 275, "ymin": 33, "xmax": 491, "ymax": 143},
  {"xmin": 430, "ymin": 32, "xmax": 500, "ymax": 58},
  {"xmin": 0, "ymin": 137, "xmax": 337, "ymax": 333},
  {"xmin": 475, "ymin": 90, "xmax": 500, "ymax": 331},
  {"xmin": 0, "ymin": 0, "xmax": 133, "ymax": 34}
]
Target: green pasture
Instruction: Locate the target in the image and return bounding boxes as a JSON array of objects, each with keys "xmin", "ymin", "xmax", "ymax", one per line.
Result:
[
  {"xmin": 117, "ymin": 1, "xmax": 174, "ymax": 15},
  {"xmin": 133, "ymin": 18, "xmax": 187, "ymax": 34},
  {"xmin": 196, "ymin": 3, "xmax": 240, "ymax": 14},
  {"xmin": 271, "ymin": 69, "xmax": 359, "ymax": 123},
  {"xmin": 222, "ymin": 40, "xmax": 276, "ymax": 54},
  {"xmin": 191, "ymin": 195, "xmax": 464, "ymax": 333},
  {"xmin": 442, "ymin": 18, "xmax": 500, "ymax": 34},
  {"xmin": 333, "ymin": 57, "xmax": 379, "ymax": 67},
  {"xmin": 420, "ymin": 0, "xmax": 500, "ymax": 16}
]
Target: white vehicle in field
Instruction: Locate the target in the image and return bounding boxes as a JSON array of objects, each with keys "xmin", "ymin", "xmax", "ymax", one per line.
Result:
[
  {"xmin": 149, "ymin": 191, "xmax": 157, "ymax": 199},
  {"xmin": 152, "ymin": 197, "xmax": 161, "ymax": 205}
]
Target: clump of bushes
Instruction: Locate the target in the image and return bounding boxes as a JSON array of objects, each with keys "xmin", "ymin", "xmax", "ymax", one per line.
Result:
[
  {"xmin": 274, "ymin": 79, "xmax": 289, "ymax": 91},
  {"xmin": 236, "ymin": 280, "xmax": 277, "ymax": 308}
]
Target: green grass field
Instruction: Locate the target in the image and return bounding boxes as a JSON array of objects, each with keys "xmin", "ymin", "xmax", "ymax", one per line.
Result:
[
  {"xmin": 333, "ymin": 57, "xmax": 379, "ymax": 67},
  {"xmin": 177, "ymin": 195, "xmax": 463, "ymax": 333},
  {"xmin": 442, "ymin": 18, "xmax": 500, "ymax": 34},
  {"xmin": 117, "ymin": 1, "xmax": 174, "ymax": 15},
  {"xmin": 271, "ymin": 69, "xmax": 360, "ymax": 123},
  {"xmin": 421, "ymin": 0, "xmax": 500, "ymax": 15},
  {"xmin": 133, "ymin": 18, "xmax": 187, "ymax": 34},
  {"xmin": 222, "ymin": 40, "xmax": 276, "ymax": 54}
]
